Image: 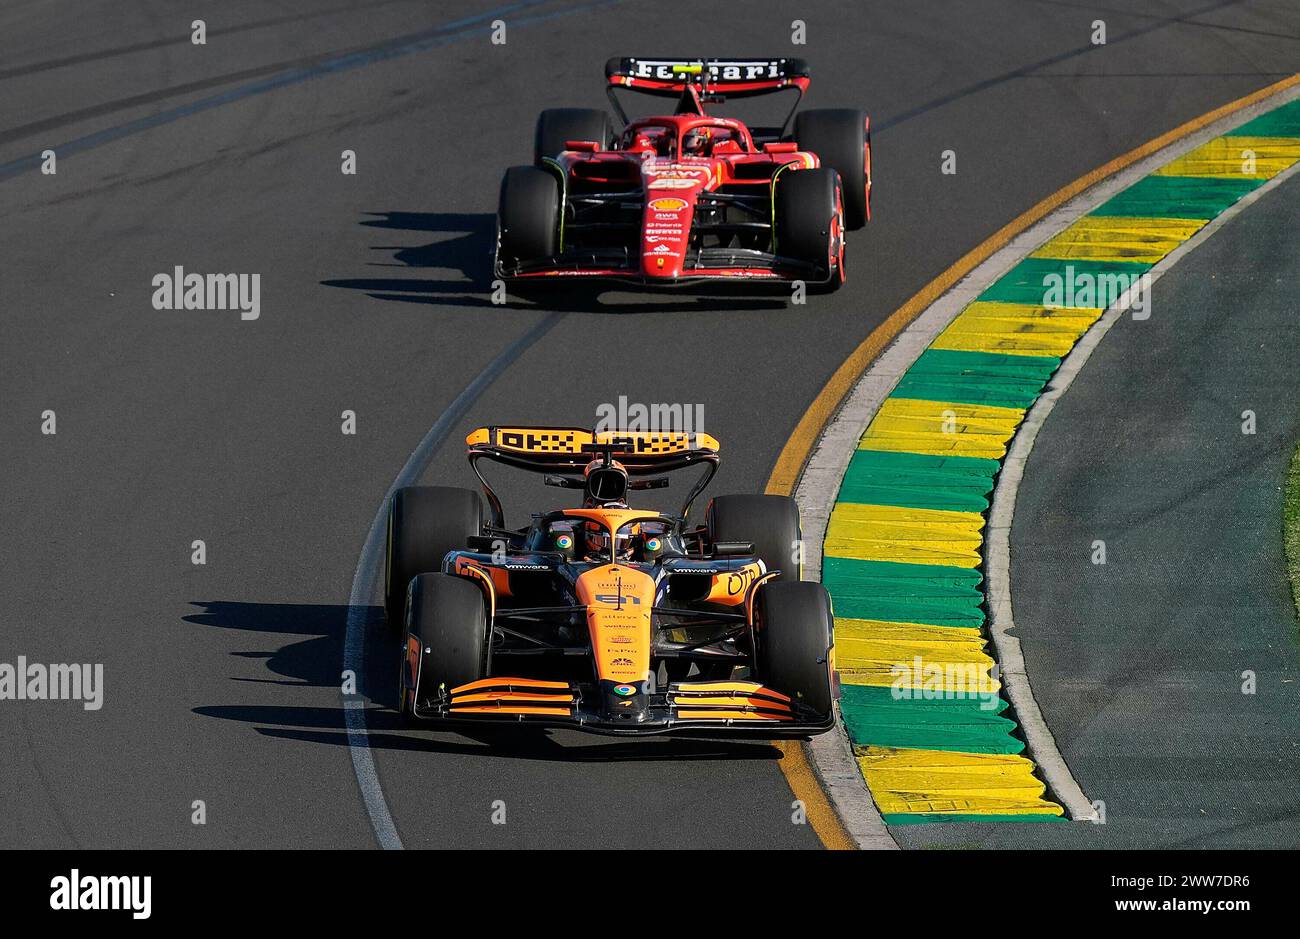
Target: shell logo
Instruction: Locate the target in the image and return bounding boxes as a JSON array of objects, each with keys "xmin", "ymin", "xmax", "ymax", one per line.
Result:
[{"xmin": 647, "ymin": 197, "xmax": 688, "ymax": 212}]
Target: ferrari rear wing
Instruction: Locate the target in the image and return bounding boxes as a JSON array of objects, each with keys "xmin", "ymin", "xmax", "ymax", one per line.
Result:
[
  {"xmin": 604, "ymin": 57, "xmax": 809, "ymax": 136},
  {"xmin": 605, "ymin": 57, "xmax": 810, "ymax": 96}
]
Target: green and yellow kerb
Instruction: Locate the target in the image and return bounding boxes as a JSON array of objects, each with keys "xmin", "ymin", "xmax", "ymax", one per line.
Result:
[{"xmin": 823, "ymin": 97, "xmax": 1300, "ymax": 824}]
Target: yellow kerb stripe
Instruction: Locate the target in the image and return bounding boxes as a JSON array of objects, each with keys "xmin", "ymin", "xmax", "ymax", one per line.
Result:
[
  {"xmin": 835, "ymin": 618, "xmax": 1000, "ymax": 691},
  {"xmin": 859, "ymin": 397, "xmax": 1025, "ymax": 460},
  {"xmin": 930, "ymin": 301, "xmax": 1104, "ymax": 357},
  {"xmin": 1029, "ymin": 215, "xmax": 1206, "ymax": 264},
  {"xmin": 825, "ymin": 502, "xmax": 984, "ymax": 568},
  {"xmin": 1155, "ymin": 135, "xmax": 1300, "ymax": 179},
  {"xmin": 857, "ymin": 747, "xmax": 1065, "ymax": 817}
]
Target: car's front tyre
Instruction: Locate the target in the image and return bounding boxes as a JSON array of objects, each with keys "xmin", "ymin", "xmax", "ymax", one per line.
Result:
[
  {"xmin": 754, "ymin": 581, "xmax": 835, "ymax": 719},
  {"xmin": 400, "ymin": 573, "xmax": 489, "ymax": 720},
  {"xmin": 497, "ymin": 165, "xmax": 561, "ymax": 272},
  {"xmin": 774, "ymin": 167, "xmax": 845, "ymax": 293}
]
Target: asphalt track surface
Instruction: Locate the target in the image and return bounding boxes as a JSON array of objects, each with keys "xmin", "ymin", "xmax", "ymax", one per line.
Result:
[
  {"xmin": 3, "ymin": 0, "xmax": 1299, "ymax": 848},
  {"xmin": 900, "ymin": 170, "xmax": 1300, "ymax": 849}
]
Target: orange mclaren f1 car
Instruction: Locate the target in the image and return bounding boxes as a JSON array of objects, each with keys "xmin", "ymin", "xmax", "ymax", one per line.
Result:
[{"xmin": 385, "ymin": 427, "xmax": 838, "ymax": 735}]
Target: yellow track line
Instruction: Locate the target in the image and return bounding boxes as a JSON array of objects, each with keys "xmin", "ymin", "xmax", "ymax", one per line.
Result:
[
  {"xmin": 765, "ymin": 70, "xmax": 1300, "ymax": 849},
  {"xmin": 773, "ymin": 740, "xmax": 857, "ymax": 849}
]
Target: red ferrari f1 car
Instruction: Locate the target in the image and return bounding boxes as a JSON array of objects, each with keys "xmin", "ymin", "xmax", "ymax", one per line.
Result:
[
  {"xmin": 494, "ymin": 57, "xmax": 871, "ymax": 291},
  {"xmin": 385, "ymin": 427, "xmax": 838, "ymax": 736}
]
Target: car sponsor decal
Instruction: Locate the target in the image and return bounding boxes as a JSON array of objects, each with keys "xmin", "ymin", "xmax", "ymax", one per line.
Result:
[
  {"xmin": 648, "ymin": 197, "xmax": 688, "ymax": 212},
  {"xmin": 625, "ymin": 59, "xmax": 791, "ymax": 82},
  {"xmin": 576, "ymin": 564, "xmax": 652, "ymax": 682},
  {"xmin": 644, "ymin": 163, "xmax": 707, "ymax": 177}
]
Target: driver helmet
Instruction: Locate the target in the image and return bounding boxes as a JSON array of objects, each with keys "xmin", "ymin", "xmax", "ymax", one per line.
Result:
[
  {"xmin": 581, "ymin": 521, "xmax": 607, "ymax": 558},
  {"xmin": 682, "ymin": 126, "xmax": 714, "ymax": 156},
  {"xmin": 580, "ymin": 521, "xmax": 634, "ymax": 561}
]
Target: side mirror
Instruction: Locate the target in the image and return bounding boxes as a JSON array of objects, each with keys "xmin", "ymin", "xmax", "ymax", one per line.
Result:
[
  {"xmin": 466, "ymin": 535, "xmax": 499, "ymax": 553},
  {"xmin": 762, "ymin": 141, "xmax": 799, "ymax": 154},
  {"xmin": 712, "ymin": 541, "xmax": 754, "ymax": 557},
  {"xmin": 544, "ymin": 474, "xmax": 584, "ymax": 489},
  {"xmin": 564, "ymin": 139, "xmax": 600, "ymax": 152}
]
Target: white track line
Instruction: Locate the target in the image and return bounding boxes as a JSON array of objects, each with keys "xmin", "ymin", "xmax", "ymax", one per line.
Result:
[
  {"xmin": 342, "ymin": 313, "xmax": 564, "ymax": 850},
  {"xmin": 796, "ymin": 83, "xmax": 1300, "ymax": 838}
]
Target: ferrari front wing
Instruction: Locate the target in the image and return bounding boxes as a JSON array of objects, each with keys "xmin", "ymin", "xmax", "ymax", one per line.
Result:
[{"xmin": 497, "ymin": 248, "xmax": 838, "ymax": 288}]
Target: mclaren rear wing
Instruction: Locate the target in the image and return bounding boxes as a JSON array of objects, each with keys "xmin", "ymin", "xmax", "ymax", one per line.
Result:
[
  {"xmin": 465, "ymin": 425, "xmax": 721, "ymax": 524},
  {"xmin": 604, "ymin": 57, "xmax": 810, "ymax": 137},
  {"xmin": 466, "ymin": 426, "xmax": 719, "ymax": 472}
]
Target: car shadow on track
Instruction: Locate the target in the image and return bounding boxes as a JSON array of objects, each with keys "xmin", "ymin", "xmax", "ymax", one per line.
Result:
[
  {"xmin": 187, "ymin": 599, "xmax": 783, "ymax": 764},
  {"xmin": 319, "ymin": 211, "xmax": 789, "ymax": 314},
  {"xmin": 184, "ymin": 599, "xmax": 354, "ymax": 688}
]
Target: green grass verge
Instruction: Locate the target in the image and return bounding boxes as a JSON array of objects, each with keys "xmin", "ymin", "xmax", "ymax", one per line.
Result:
[{"xmin": 1285, "ymin": 440, "xmax": 1300, "ymax": 621}]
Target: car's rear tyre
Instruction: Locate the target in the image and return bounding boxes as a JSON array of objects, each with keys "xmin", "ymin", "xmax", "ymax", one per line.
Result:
[
  {"xmin": 774, "ymin": 167, "xmax": 844, "ymax": 293},
  {"xmin": 706, "ymin": 494, "xmax": 802, "ymax": 583},
  {"xmin": 400, "ymin": 573, "xmax": 489, "ymax": 718},
  {"xmin": 384, "ymin": 486, "xmax": 484, "ymax": 632},
  {"xmin": 534, "ymin": 108, "xmax": 612, "ymax": 165},
  {"xmin": 497, "ymin": 165, "xmax": 560, "ymax": 269},
  {"xmin": 793, "ymin": 108, "xmax": 870, "ymax": 229},
  {"xmin": 754, "ymin": 581, "xmax": 834, "ymax": 718}
]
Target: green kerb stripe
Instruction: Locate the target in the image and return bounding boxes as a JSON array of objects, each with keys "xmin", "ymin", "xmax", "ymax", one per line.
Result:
[
  {"xmin": 836, "ymin": 449, "xmax": 1001, "ymax": 512},
  {"xmin": 823, "ymin": 556, "xmax": 984, "ymax": 628},
  {"xmin": 890, "ymin": 348, "xmax": 1059, "ymax": 410},
  {"xmin": 979, "ymin": 257, "xmax": 1151, "ymax": 306},
  {"xmin": 1090, "ymin": 175, "xmax": 1261, "ymax": 219},
  {"xmin": 1227, "ymin": 98, "xmax": 1300, "ymax": 138},
  {"xmin": 841, "ymin": 684, "xmax": 1023, "ymax": 754}
]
